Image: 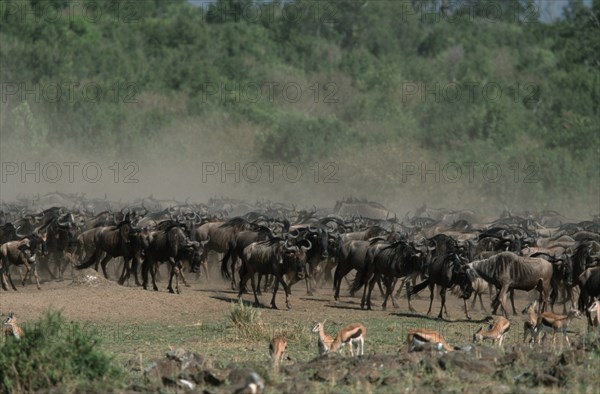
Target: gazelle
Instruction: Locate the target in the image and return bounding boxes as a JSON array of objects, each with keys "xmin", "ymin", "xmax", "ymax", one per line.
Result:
[
  {"xmin": 406, "ymin": 328, "xmax": 454, "ymax": 352},
  {"xmin": 269, "ymin": 335, "xmax": 287, "ymax": 368},
  {"xmin": 312, "ymin": 321, "xmax": 352, "ymax": 356},
  {"xmin": 3, "ymin": 312, "xmax": 24, "ymax": 340},
  {"xmin": 534, "ymin": 310, "xmax": 582, "ymax": 346},
  {"xmin": 329, "ymin": 323, "xmax": 366, "ymax": 357},
  {"xmin": 522, "ymin": 300, "xmax": 540, "ymax": 345},
  {"xmin": 587, "ymin": 299, "xmax": 599, "ymax": 331},
  {"xmin": 473, "ymin": 316, "xmax": 511, "ymax": 347}
]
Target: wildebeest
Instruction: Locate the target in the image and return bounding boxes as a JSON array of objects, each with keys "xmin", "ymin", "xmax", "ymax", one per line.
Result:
[
  {"xmin": 0, "ymin": 238, "xmax": 42, "ymax": 290},
  {"xmin": 353, "ymin": 239, "xmax": 427, "ymax": 311},
  {"xmin": 577, "ymin": 266, "xmax": 600, "ymax": 327},
  {"xmin": 409, "ymin": 234, "xmax": 474, "ymax": 319},
  {"xmin": 141, "ymin": 221, "xmax": 206, "ymax": 294},
  {"xmin": 41, "ymin": 213, "xmax": 79, "ymax": 281},
  {"xmin": 220, "ymin": 225, "xmax": 274, "ymax": 290},
  {"xmin": 288, "ymin": 223, "xmax": 330, "ymax": 296},
  {"xmin": 75, "ymin": 214, "xmax": 145, "ymax": 285},
  {"xmin": 193, "ymin": 217, "xmax": 251, "ymax": 281},
  {"xmin": 237, "ymin": 238, "xmax": 310, "ymax": 309},
  {"xmin": 467, "ymin": 251, "xmax": 554, "ymax": 318}
]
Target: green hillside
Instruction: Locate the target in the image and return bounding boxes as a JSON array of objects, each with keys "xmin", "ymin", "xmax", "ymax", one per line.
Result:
[{"xmin": 1, "ymin": 0, "xmax": 598, "ymax": 213}]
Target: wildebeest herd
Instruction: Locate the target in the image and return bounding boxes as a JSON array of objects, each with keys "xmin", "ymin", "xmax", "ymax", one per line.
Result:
[{"xmin": 1, "ymin": 193, "xmax": 599, "ymax": 340}]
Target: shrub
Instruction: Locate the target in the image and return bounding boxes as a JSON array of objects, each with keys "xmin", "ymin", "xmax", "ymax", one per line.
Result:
[{"xmin": 0, "ymin": 311, "xmax": 124, "ymax": 393}]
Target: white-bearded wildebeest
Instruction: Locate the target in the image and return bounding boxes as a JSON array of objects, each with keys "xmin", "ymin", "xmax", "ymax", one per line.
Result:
[
  {"xmin": 353, "ymin": 239, "xmax": 429, "ymax": 311},
  {"xmin": 409, "ymin": 234, "xmax": 474, "ymax": 319},
  {"xmin": 220, "ymin": 225, "xmax": 274, "ymax": 290},
  {"xmin": 0, "ymin": 233, "xmax": 46, "ymax": 290},
  {"xmin": 467, "ymin": 251, "xmax": 555, "ymax": 318},
  {"xmin": 237, "ymin": 238, "xmax": 310, "ymax": 309},
  {"xmin": 41, "ymin": 212, "xmax": 79, "ymax": 281},
  {"xmin": 577, "ymin": 266, "xmax": 600, "ymax": 328},
  {"xmin": 193, "ymin": 217, "xmax": 251, "ymax": 282},
  {"xmin": 287, "ymin": 224, "xmax": 330, "ymax": 296},
  {"xmin": 75, "ymin": 215, "xmax": 145, "ymax": 285},
  {"xmin": 141, "ymin": 221, "xmax": 205, "ymax": 294}
]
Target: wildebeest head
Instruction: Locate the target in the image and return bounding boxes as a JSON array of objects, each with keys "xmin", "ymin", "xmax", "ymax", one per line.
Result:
[
  {"xmin": 307, "ymin": 224, "xmax": 329, "ymax": 259},
  {"xmin": 282, "ymin": 239, "xmax": 311, "ymax": 281},
  {"xmin": 17, "ymin": 240, "xmax": 37, "ymax": 264},
  {"xmin": 451, "ymin": 254, "xmax": 473, "ymax": 299}
]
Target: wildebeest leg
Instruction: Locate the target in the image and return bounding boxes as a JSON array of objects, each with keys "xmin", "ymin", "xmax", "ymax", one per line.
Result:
[
  {"xmin": 463, "ymin": 297, "xmax": 471, "ymax": 320},
  {"xmin": 237, "ymin": 266, "xmax": 250, "ymax": 302},
  {"xmin": 333, "ymin": 263, "xmax": 349, "ymax": 301},
  {"xmin": 6, "ymin": 265, "xmax": 18, "ymax": 291},
  {"xmin": 21, "ymin": 262, "xmax": 31, "ymax": 286},
  {"xmin": 478, "ymin": 293, "xmax": 486, "ymax": 311},
  {"xmin": 250, "ymin": 272, "xmax": 260, "ymax": 307},
  {"xmin": 509, "ymin": 289, "xmax": 517, "ymax": 315},
  {"xmin": 365, "ymin": 274, "xmax": 379, "ymax": 310},
  {"xmin": 276, "ymin": 275, "xmax": 292, "ymax": 309},
  {"xmin": 497, "ymin": 286, "xmax": 510, "ymax": 318},
  {"xmin": 32, "ymin": 262, "xmax": 41, "ymax": 290},
  {"xmin": 438, "ymin": 287, "xmax": 448, "ymax": 319},
  {"xmin": 98, "ymin": 254, "xmax": 112, "ymax": 280},
  {"xmin": 381, "ymin": 277, "xmax": 396, "ymax": 311},
  {"xmin": 426, "ymin": 282, "xmax": 435, "ymax": 316},
  {"xmin": 376, "ymin": 278, "xmax": 385, "ymax": 298},
  {"xmin": 388, "ymin": 278, "xmax": 399, "ymax": 309},
  {"xmin": 167, "ymin": 258, "xmax": 177, "ymax": 294},
  {"xmin": 118, "ymin": 257, "xmax": 131, "ymax": 285}
]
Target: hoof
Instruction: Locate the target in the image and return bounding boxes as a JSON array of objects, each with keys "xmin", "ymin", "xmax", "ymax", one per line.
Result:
[{"xmin": 168, "ymin": 289, "xmax": 175, "ymax": 294}]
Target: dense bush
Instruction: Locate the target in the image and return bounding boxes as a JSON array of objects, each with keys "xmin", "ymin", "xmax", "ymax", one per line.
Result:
[{"xmin": 0, "ymin": 311, "xmax": 124, "ymax": 393}]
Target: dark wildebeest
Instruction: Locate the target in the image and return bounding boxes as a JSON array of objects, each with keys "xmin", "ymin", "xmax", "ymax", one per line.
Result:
[
  {"xmin": 577, "ymin": 266, "xmax": 600, "ymax": 328},
  {"xmin": 193, "ymin": 217, "xmax": 251, "ymax": 281},
  {"xmin": 220, "ymin": 225, "xmax": 274, "ymax": 290},
  {"xmin": 353, "ymin": 239, "xmax": 429, "ymax": 311},
  {"xmin": 409, "ymin": 234, "xmax": 474, "ymax": 319},
  {"xmin": 142, "ymin": 221, "xmax": 206, "ymax": 294},
  {"xmin": 331, "ymin": 226, "xmax": 391, "ymax": 300},
  {"xmin": 75, "ymin": 215, "xmax": 145, "ymax": 285},
  {"xmin": 467, "ymin": 251, "xmax": 555, "ymax": 318},
  {"xmin": 42, "ymin": 213, "xmax": 79, "ymax": 281},
  {"xmin": 238, "ymin": 238, "xmax": 310, "ymax": 309},
  {"xmin": 283, "ymin": 224, "xmax": 330, "ymax": 296}
]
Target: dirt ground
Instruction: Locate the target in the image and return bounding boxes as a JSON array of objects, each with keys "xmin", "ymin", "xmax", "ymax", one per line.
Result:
[{"xmin": 1, "ymin": 261, "xmax": 533, "ymax": 326}]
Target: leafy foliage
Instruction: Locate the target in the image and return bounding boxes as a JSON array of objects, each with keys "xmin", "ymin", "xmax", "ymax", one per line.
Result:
[
  {"xmin": 0, "ymin": 310, "xmax": 124, "ymax": 393},
  {"xmin": 0, "ymin": 0, "xmax": 597, "ymax": 208}
]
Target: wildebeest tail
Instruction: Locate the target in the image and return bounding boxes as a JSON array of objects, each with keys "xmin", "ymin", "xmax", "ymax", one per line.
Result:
[
  {"xmin": 76, "ymin": 248, "xmax": 100, "ymax": 270},
  {"xmin": 221, "ymin": 249, "xmax": 231, "ymax": 280},
  {"xmin": 350, "ymin": 264, "xmax": 368, "ymax": 294},
  {"xmin": 409, "ymin": 279, "xmax": 430, "ymax": 296}
]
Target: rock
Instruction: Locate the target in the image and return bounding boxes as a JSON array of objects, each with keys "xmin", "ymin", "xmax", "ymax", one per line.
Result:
[{"xmin": 439, "ymin": 352, "xmax": 495, "ymax": 374}]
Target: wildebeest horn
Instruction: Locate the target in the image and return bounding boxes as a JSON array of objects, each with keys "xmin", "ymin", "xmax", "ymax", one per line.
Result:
[
  {"xmin": 15, "ymin": 225, "xmax": 29, "ymax": 238},
  {"xmin": 301, "ymin": 239, "xmax": 312, "ymax": 252},
  {"xmin": 288, "ymin": 229, "xmax": 299, "ymax": 239},
  {"xmin": 308, "ymin": 224, "xmax": 319, "ymax": 233}
]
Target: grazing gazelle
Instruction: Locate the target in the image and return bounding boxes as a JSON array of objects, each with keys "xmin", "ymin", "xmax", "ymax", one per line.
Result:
[
  {"xmin": 534, "ymin": 310, "xmax": 582, "ymax": 346},
  {"xmin": 473, "ymin": 316, "xmax": 511, "ymax": 347},
  {"xmin": 312, "ymin": 321, "xmax": 352, "ymax": 356},
  {"xmin": 269, "ymin": 335, "xmax": 287, "ymax": 368},
  {"xmin": 3, "ymin": 312, "xmax": 24, "ymax": 340},
  {"xmin": 406, "ymin": 328, "xmax": 454, "ymax": 353},
  {"xmin": 329, "ymin": 323, "xmax": 366, "ymax": 357},
  {"xmin": 522, "ymin": 300, "xmax": 540, "ymax": 345},
  {"xmin": 587, "ymin": 299, "xmax": 600, "ymax": 331}
]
